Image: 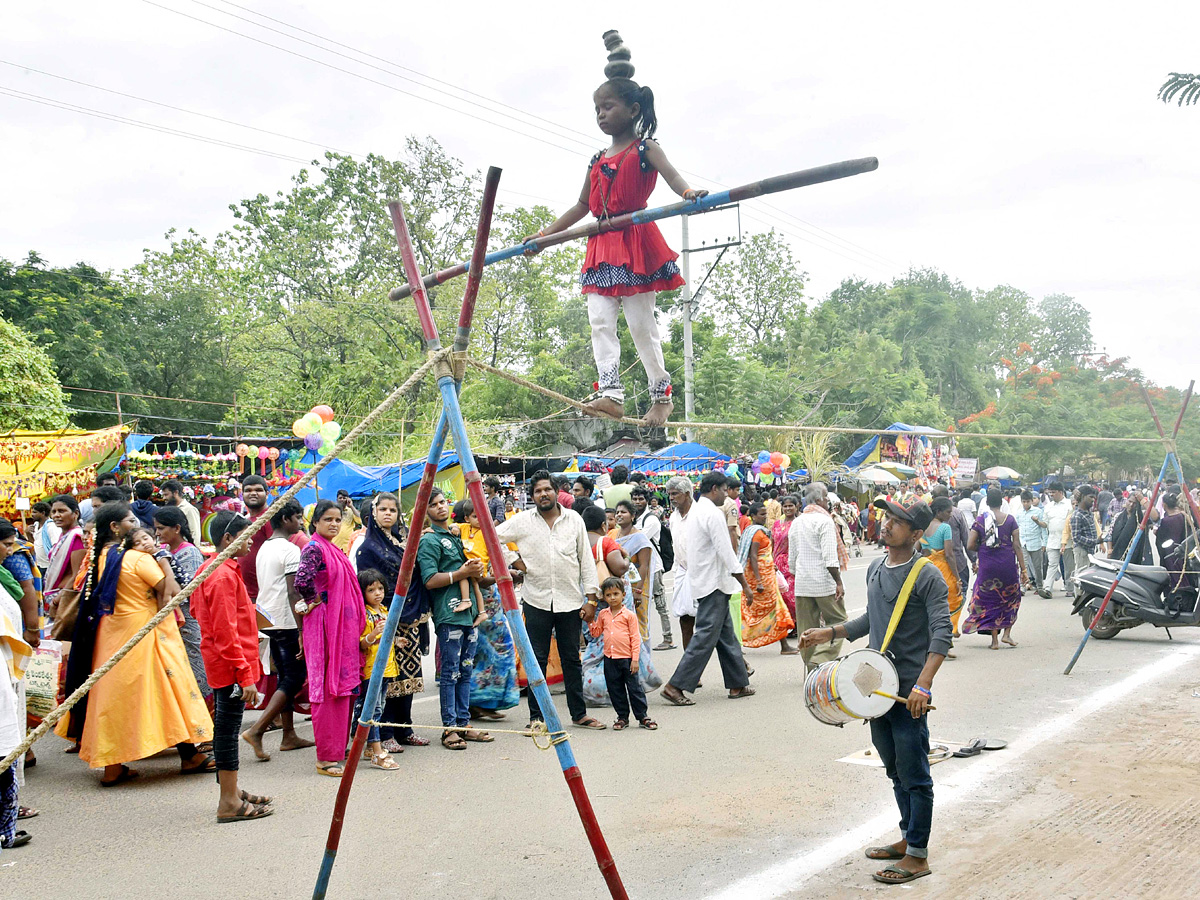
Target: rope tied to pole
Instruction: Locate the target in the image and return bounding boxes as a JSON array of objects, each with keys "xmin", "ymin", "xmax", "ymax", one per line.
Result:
[{"xmin": 0, "ymin": 349, "xmax": 450, "ymax": 777}]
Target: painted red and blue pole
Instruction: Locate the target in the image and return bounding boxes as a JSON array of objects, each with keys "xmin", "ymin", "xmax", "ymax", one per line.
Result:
[
  {"xmin": 388, "ymin": 156, "xmax": 879, "ymax": 302},
  {"xmin": 388, "ymin": 187, "xmax": 629, "ymax": 900},
  {"xmin": 1063, "ymin": 382, "xmax": 1194, "ymax": 675},
  {"xmin": 311, "ymin": 171, "xmax": 501, "ymax": 900}
]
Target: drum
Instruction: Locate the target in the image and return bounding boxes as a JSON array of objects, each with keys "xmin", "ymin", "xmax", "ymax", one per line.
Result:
[{"xmin": 804, "ymin": 648, "xmax": 899, "ymax": 727}]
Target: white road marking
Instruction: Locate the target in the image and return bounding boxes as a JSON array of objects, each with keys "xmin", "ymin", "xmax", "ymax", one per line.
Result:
[{"xmin": 704, "ymin": 642, "xmax": 1200, "ymax": 899}]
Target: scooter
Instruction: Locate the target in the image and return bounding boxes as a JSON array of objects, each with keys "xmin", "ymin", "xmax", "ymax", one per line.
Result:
[{"xmin": 1070, "ymin": 532, "xmax": 1200, "ymax": 639}]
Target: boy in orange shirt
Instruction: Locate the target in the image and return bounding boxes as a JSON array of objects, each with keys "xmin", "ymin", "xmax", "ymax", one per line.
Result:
[{"xmin": 588, "ymin": 577, "xmax": 657, "ymax": 731}]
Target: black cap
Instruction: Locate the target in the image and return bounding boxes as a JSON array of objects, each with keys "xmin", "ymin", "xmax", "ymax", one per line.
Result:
[{"xmin": 873, "ymin": 497, "xmax": 934, "ymax": 532}]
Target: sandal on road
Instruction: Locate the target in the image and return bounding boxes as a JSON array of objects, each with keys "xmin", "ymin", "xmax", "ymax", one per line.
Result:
[
  {"xmin": 441, "ymin": 730, "xmax": 467, "ymax": 750},
  {"xmin": 315, "ymin": 762, "xmax": 345, "ymax": 777},
  {"xmin": 239, "ymin": 790, "xmax": 273, "ymax": 805},
  {"xmin": 180, "ymin": 755, "xmax": 216, "ymax": 775},
  {"xmin": 99, "ymin": 765, "xmax": 139, "ymax": 787},
  {"xmin": 728, "ymin": 687, "xmax": 756, "ymax": 699},
  {"xmin": 17, "ymin": 806, "xmax": 39, "ymax": 820},
  {"xmin": 1, "ymin": 830, "xmax": 32, "ymax": 848},
  {"xmin": 639, "ymin": 718, "xmax": 658, "ymax": 730},
  {"xmin": 661, "ymin": 686, "xmax": 695, "ymax": 707},
  {"xmin": 865, "ymin": 846, "xmax": 906, "ymax": 860},
  {"xmin": 369, "ymin": 752, "xmax": 401, "ymax": 770},
  {"xmin": 612, "ymin": 719, "xmax": 629, "ymax": 731},
  {"xmin": 872, "ymin": 864, "xmax": 931, "ymax": 884},
  {"xmin": 572, "ymin": 716, "xmax": 607, "ymax": 730},
  {"xmin": 460, "ymin": 729, "xmax": 495, "ymax": 743},
  {"xmin": 217, "ymin": 800, "xmax": 274, "ymax": 824}
]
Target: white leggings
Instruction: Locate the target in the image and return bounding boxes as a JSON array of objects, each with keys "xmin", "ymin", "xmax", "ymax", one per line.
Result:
[{"xmin": 587, "ymin": 291, "xmax": 671, "ymax": 403}]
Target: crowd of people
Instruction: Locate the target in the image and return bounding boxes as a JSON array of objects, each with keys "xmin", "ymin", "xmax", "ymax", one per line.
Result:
[{"xmin": 1, "ymin": 462, "xmax": 1195, "ymax": 857}]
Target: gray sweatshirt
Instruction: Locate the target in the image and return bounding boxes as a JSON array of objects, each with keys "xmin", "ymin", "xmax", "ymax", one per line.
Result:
[{"xmin": 843, "ymin": 552, "xmax": 952, "ymax": 695}]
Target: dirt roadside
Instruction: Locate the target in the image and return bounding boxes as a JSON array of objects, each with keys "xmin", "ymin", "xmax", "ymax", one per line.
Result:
[{"xmin": 792, "ymin": 669, "xmax": 1200, "ymax": 898}]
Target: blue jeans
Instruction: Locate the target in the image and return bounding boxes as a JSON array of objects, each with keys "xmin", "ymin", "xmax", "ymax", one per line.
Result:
[
  {"xmin": 352, "ymin": 677, "xmax": 389, "ymax": 743},
  {"xmin": 869, "ymin": 703, "xmax": 933, "ymax": 858},
  {"xmin": 436, "ymin": 624, "xmax": 477, "ymax": 728}
]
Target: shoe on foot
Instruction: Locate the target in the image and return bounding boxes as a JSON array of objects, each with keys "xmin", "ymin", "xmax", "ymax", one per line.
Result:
[{"xmin": 653, "ymin": 640, "xmax": 675, "ymax": 651}]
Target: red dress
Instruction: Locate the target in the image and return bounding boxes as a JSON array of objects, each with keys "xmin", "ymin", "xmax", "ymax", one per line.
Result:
[{"xmin": 581, "ymin": 141, "xmax": 686, "ymax": 298}]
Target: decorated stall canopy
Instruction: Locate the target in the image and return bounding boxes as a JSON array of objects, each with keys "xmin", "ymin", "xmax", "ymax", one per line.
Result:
[
  {"xmin": 842, "ymin": 423, "xmax": 963, "ymax": 488},
  {"xmin": 0, "ymin": 426, "xmax": 128, "ymax": 515},
  {"xmin": 125, "ymin": 433, "xmax": 309, "ymax": 487}
]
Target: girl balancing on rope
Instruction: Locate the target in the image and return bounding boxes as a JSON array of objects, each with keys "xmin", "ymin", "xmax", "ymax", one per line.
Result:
[{"xmin": 526, "ymin": 30, "xmax": 706, "ymax": 428}]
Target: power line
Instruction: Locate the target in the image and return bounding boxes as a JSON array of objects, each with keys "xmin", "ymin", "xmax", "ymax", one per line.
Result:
[
  {"xmin": 0, "ymin": 59, "xmax": 367, "ymax": 157},
  {"xmin": 141, "ymin": 0, "xmax": 900, "ymax": 273},
  {"xmin": 138, "ymin": 0, "xmax": 588, "ymax": 156},
  {"xmin": 0, "ymin": 86, "xmax": 310, "ymax": 164},
  {"xmin": 196, "ymin": 0, "xmax": 599, "ymax": 147}
]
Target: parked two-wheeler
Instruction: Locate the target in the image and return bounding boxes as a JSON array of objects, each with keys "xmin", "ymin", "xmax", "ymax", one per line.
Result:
[{"xmin": 1070, "ymin": 532, "xmax": 1200, "ymax": 638}]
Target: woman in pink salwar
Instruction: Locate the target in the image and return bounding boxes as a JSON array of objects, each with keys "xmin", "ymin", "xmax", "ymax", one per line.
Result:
[
  {"xmin": 771, "ymin": 495, "xmax": 799, "ymax": 630},
  {"xmin": 294, "ymin": 500, "xmax": 365, "ymax": 777}
]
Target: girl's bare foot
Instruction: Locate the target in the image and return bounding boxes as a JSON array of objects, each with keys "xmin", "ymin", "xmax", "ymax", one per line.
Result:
[
  {"xmin": 644, "ymin": 399, "xmax": 674, "ymax": 427},
  {"xmin": 1002, "ymin": 633, "xmax": 1018, "ymax": 647},
  {"xmin": 583, "ymin": 396, "xmax": 626, "ymax": 420},
  {"xmin": 452, "ymin": 599, "xmax": 473, "ymax": 613}
]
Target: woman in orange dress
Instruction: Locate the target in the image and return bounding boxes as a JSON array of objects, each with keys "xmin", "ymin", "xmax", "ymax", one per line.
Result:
[
  {"xmin": 738, "ymin": 503, "xmax": 795, "ymax": 651},
  {"xmin": 58, "ymin": 502, "xmax": 212, "ymax": 785}
]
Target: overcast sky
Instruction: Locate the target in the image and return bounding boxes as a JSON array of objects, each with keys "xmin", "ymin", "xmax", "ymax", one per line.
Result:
[{"xmin": 4, "ymin": 2, "xmax": 1199, "ymax": 389}]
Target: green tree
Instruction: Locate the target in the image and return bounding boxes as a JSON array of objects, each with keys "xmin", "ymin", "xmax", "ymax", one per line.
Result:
[
  {"xmin": 1159, "ymin": 73, "xmax": 1200, "ymax": 106},
  {"xmin": 0, "ymin": 315, "xmax": 70, "ymax": 429},
  {"xmin": 706, "ymin": 229, "xmax": 806, "ymax": 360}
]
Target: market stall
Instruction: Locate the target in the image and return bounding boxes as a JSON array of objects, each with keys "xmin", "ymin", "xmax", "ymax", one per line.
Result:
[{"xmin": 0, "ymin": 426, "xmax": 127, "ymax": 517}]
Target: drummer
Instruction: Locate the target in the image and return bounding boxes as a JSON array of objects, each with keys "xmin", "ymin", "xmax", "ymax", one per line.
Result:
[{"xmin": 800, "ymin": 498, "xmax": 951, "ymax": 886}]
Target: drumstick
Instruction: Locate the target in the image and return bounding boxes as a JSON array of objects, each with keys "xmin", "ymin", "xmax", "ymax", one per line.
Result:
[{"xmin": 873, "ymin": 690, "xmax": 936, "ymax": 711}]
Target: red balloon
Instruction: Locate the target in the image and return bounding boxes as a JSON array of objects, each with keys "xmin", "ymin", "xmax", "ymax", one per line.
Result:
[
  {"xmin": 770, "ymin": 451, "xmax": 785, "ymax": 467},
  {"xmin": 312, "ymin": 405, "xmax": 335, "ymax": 424},
  {"xmin": 760, "ymin": 462, "xmax": 775, "ymax": 475}
]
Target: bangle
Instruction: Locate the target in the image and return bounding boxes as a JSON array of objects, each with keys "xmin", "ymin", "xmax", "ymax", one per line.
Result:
[
  {"xmin": 912, "ymin": 685, "xmax": 932, "ymax": 699},
  {"xmin": 828, "ymin": 625, "xmax": 837, "ymax": 642},
  {"xmin": 683, "ymin": 189, "xmax": 697, "ymax": 200}
]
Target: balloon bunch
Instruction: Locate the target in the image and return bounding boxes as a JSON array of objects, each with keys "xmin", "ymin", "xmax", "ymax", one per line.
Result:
[
  {"xmin": 292, "ymin": 405, "xmax": 342, "ymax": 457},
  {"xmin": 749, "ymin": 450, "xmax": 791, "ymax": 481}
]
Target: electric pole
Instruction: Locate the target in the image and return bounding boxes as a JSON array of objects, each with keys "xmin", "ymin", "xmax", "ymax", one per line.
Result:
[{"xmin": 680, "ymin": 213, "xmax": 695, "ymax": 443}]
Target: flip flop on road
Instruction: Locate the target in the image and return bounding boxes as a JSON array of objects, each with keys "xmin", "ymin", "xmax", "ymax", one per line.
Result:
[
  {"xmin": 728, "ymin": 687, "xmax": 757, "ymax": 699},
  {"xmin": 952, "ymin": 738, "xmax": 987, "ymax": 758},
  {"xmin": 572, "ymin": 717, "xmax": 607, "ymax": 730},
  {"xmin": 459, "ymin": 729, "xmax": 495, "ymax": 743},
  {"xmin": 180, "ymin": 755, "xmax": 216, "ymax": 775},
  {"xmin": 865, "ymin": 846, "xmax": 906, "ymax": 860},
  {"xmin": 17, "ymin": 806, "xmax": 38, "ymax": 820},
  {"xmin": 872, "ymin": 865, "xmax": 931, "ymax": 884}
]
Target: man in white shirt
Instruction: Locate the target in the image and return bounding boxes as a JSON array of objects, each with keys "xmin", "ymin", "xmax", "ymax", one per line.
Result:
[
  {"xmin": 1041, "ymin": 481, "xmax": 1072, "ymax": 595},
  {"xmin": 662, "ymin": 471, "xmax": 754, "ymax": 705},
  {"xmin": 241, "ymin": 498, "xmax": 315, "ymax": 759},
  {"xmin": 666, "ymin": 476, "xmax": 695, "ymax": 648},
  {"xmin": 632, "ymin": 486, "xmax": 672, "ymax": 649},
  {"xmin": 496, "ymin": 470, "xmax": 604, "ymax": 730},
  {"xmin": 789, "ymin": 483, "xmax": 846, "ymax": 671}
]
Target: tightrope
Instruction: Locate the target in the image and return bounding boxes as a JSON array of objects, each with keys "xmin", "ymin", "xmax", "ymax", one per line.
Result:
[
  {"xmin": 0, "ymin": 350, "xmax": 447, "ymax": 776},
  {"xmin": 464, "ymin": 356, "xmax": 1163, "ymax": 443}
]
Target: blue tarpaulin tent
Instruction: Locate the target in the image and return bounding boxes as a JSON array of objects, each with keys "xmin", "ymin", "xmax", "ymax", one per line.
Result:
[
  {"xmin": 578, "ymin": 441, "xmax": 731, "ymax": 475},
  {"xmin": 291, "ymin": 451, "xmax": 460, "ymax": 507}
]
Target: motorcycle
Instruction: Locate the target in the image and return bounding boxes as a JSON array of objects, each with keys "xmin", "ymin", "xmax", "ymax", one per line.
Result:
[{"xmin": 1070, "ymin": 532, "xmax": 1200, "ymax": 639}]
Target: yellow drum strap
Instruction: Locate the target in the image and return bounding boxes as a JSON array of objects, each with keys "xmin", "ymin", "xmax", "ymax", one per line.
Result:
[{"xmin": 879, "ymin": 557, "xmax": 929, "ymax": 655}]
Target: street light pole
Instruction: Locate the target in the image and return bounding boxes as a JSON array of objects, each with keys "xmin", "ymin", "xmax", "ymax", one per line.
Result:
[{"xmin": 680, "ymin": 213, "xmax": 695, "ymax": 443}]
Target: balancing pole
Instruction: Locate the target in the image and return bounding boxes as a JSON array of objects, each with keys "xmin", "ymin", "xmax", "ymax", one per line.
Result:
[
  {"xmin": 1063, "ymin": 383, "xmax": 1194, "ymax": 675},
  {"xmin": 310, "ymin": 169, "xmax": 502, "ymax": 900},
  {"xmin": 388, "ymin": 157, "xmax": 879, "ymax": 302}
]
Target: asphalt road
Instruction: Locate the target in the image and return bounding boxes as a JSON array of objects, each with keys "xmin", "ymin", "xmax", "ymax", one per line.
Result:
[{"xmin": 7, "ymin": 546, "xmax": 1199, "ymax": 899}]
